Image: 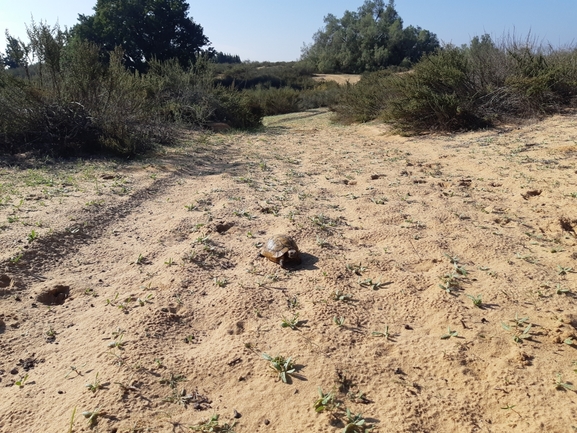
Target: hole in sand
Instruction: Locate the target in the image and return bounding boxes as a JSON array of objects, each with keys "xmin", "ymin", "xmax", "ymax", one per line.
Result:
[
  {"xmin": 36, "ymin": 285, "xmax": 70, "ymax": 306},
  {"xmin": 215, "ymin": 222, "xmax": 234, "ymax": 234},
  {"xmin": 0, "ymin": 275, "xmax": 12, "ymax": 288}
]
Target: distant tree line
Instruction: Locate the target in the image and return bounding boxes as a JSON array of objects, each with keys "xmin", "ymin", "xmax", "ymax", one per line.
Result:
[{"xmin": 301, "ymin": 0, "xmax": 439, "ymax": 73}]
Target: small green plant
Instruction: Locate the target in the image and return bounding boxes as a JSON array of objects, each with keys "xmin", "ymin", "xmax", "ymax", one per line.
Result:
[
  {"xmin": 370, "ymin": 196, "xmax": 387, "ymax": 205},
  {"xmin": 500, "ymin": 403, "xmax": 519, "ymax": 415},
  {"xmin": 359, "ymin": 277, "xmax": 384, "ymax": 290},
  {"xmin": 137, "ymin": 294, "xmax": 153, "ymax": 306},
  {"xmin": 502, "ymin": 322, "xmax": 532, "ymax": 343},
  {"xmin": 314, "ymin": 387, "xmax": 340, "ymax": 413},
  {"xmin": 213, "ymin": 277, "xmax": 228, "ymax": 287},
  {"xmin": 135, "ymin": 253, "xmax": 145, "ymax": 265},
  {"xmin": 333, "ymin": 316, "xmax": 346, "ymax": 327},
  {"xmin": 9, "ymin": 252, "xmax": 23, "ymax": 264},
  {"xmin": 185, "ymin": 203, "xmax": 197, "ymax": 211},
  {"xmin": 556, "ymin": 285, "xmax": 570, "ymax": 295},
  {"xmin": 190, "ymin": 414, "xmax": 236, "ymax": 432},
  {"xmin": 83, "ymin": 288, "xmax": 97, "ymax": 297},
  {"xmin": 564, "ymin": 338, "xmax": 574, "ymax": 346},
  {"xmin": 557, "ymin": 265, "xmax": 574, "ymax": 275},
  {"xmin": 164, "ymin": 388, "xmax": 195, "ymax": 406},
  {"xmin": 342, "ymin": 408, "xmax": 373, "ymax": 433},
  {"xmin": 441, "ymin": 327, "xmax": 459, "ymax": 339},
  {"xmin": 372, "ymin": 325, "xmax": 390, "ymax": 339},
  {"xmin": 82, "ymin": 408, "xmax": 104, "ymax": 427},
  {"xmin": 105, "ymin": 292, "xmax": 120, "ymax": 305},
  {"xmin": 233, "ymin": 209, "xmax": 254, "ymax": 219},
  {"xmin": 510, "ymin": 313, "xmax": 529, "ymax": 327},
  {"xmin": 262, "ymin": 353, "xmax": 296, "ymax": 383},
  {"xmin": 332, "ymin": 290, "xmax": 352, "ymax": 302},
  {"xmin": 68, "ymin": 407, "xmax": 76, "ymax": 433},
  {"xmin": 316, "ymin": 235, "xmax": 329, "ymax": 248},
  {"xmin": 555, "ymin": 374, "xmax": 574, "ymax": 391},
  {"xmin": 281, "ymin": 313, "xmax": 301, "ymax": 330},
  {"xmin": 160, "ymin": 373, "xmax": 187, "ymax": 389},
  {"xmin": 85, "ymin": 373, "xmax": 103, "ymax": 393},
  {"xmin": 311, "ymin": 213, "xmax": 337, "ymax": 231},
  {"xmin": 108, "ymin": 334, "xmax": 125, "ymax": 349},
  {"xmin": 346, "ymin": 263, "xmax": 366, "ymax": 276},
  {"xmin": 64, "ymin": 364, "xmax": 86, "ymax": 378},
  {"xmin": 85, "ymin": 199, "xmax": 104, "ymax": 207},
  {"xmin": 14, "ymin": 373, "xmax": 29, "ymax": 388},
  {"xmin": 165, "ymin": 257, "xmax": 175, "ymax": 266},
  {"xmin": 45, "ymin": 326, "xmax": 57, "ymax": 340},
  {"xmin": 465, "ymin": 294, "xmax": 483, "ymax": 308},
  {"xmin": 347, "ymin": 390, "xmax": 369, "ymax": 403},
  {"xmin": 27, "ymin": 230, "xmax": 38, "ymax": 243}
]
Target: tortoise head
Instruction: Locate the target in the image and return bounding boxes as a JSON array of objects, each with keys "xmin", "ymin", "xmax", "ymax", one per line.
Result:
[{"xmin": 287, "ymin": 249, "xmax": 298, "ymax": 259}]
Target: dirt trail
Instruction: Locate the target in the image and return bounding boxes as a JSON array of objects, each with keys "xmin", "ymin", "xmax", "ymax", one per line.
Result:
[{"xmin": 1, "ymin": 109, "xmax": 576, "ymax": 432}]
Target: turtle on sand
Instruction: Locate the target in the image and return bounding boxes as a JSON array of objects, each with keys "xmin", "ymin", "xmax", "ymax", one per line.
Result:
[{"xmin": 260, "ymin": 235, "xmax": 302, "ymax": 268}]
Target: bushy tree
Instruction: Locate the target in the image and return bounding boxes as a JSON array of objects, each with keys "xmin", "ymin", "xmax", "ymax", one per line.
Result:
[
  {"xmin": 72, "ymin": 0, "xmax": 209, "ymax": 73},
  {"xmin": 301, "ymin": 0, "xmax": 439, "ymax": 73},
  {"xmin": 3, "ymin": 32, "xmax": 29, "ymax": 70}
]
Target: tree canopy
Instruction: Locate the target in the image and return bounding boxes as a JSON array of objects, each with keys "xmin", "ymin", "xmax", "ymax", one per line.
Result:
[
  {"xmin": 72, "ymin": 0, "xmax": 209, "ymax": 72},
  {"xmin": 301, "ymin": 0, "xmax": 440, "ymax": 73}
]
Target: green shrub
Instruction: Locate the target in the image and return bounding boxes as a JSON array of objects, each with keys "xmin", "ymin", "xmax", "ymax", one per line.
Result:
[
  {"xmin": 332, "ymin": 35, "xmax": 577, "ymax": 133},
  {"xmin": 298, "ymin": 80, "xmax": 342, "ymax": 110},
  {"xmin": 212, "ymin": 86, "xmax": 263, "ymax": 128},
  {"xmin": 333, "ymin": 70, "xmax": 395, "ymax": 123},
  {"xmin": 383, "ymin": 47, "xmax": 488, "ymax": 131},
  {"xmin": 0, "ymin": 22, "xmax": 264, "ymax": 156},
  {"xmin": 244, "ymin": 86, "xmax": 300, "ymax": 116}
]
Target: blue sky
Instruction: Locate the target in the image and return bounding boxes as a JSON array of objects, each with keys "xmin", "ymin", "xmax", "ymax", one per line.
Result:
[{"xmin": 1, "ymin": 0, "xmax": 576, "ymax": 62}]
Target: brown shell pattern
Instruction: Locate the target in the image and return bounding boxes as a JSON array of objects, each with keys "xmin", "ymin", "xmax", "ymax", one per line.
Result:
[{"xmin": 261, "ymin": 235, "xmax": 299, "ymax": 260}]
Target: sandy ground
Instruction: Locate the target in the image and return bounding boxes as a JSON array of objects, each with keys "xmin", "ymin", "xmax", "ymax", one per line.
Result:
[{"xmin": 1, "ymin": 108, "xmax": 577, "ymax": 433}]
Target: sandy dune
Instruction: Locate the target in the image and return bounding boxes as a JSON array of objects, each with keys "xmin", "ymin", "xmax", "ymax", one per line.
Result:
[{"xmin": 1, "ymin": 108, "xmax": 576, "ymax": 432}]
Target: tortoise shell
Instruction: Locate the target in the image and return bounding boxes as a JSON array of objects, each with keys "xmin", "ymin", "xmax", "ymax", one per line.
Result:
[{"xmin": 260, "ymin": 235, "xmax": 301, "ymax": 267}]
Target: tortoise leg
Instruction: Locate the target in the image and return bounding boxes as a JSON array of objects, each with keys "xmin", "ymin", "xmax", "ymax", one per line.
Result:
[{"xmin": 279, "ymin": 257, "xmax": 286, "ymax": 268}]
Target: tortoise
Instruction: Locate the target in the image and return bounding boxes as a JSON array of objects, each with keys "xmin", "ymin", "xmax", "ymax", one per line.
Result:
[{"xmin": 260, "ymin": 234, "xmax": 302, "ymax": 268}]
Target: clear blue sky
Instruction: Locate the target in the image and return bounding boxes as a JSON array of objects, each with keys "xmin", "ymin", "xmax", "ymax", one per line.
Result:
[{"xmin": 1, "ymin": 0, "xmax": 576, "ymax": 62}]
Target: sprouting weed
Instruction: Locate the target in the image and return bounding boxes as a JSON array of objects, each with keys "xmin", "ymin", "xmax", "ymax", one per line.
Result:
[
  {"xmin": 346, "ymin": 263, "xmax": 366, "ymax": 276},
  {"xmin": 332, "ymin": 290, "xmax": 352, "ymax": 302},
  {"xmin": 314, "ymin": 387, "xmax": 340, "ymax": 413},
  {"xmin": 14, "ymin": 373, "xmax": 29, "ymax": 388},
  {"xmin": 262, "ymin": 353, "xmax": 296, "ymax": 383},
  {"xmin": 213, "ymin": 277, "xmax": 228, "ymax": 287},
  {"xmin": 189, "ymin": 414, "xmax": 236, "ymax": 432},
  {"xmin": 465, "ymin": 294, "xmax": 483, "ymax": 308},
  {"xmin": 281, "ymin": 313, "xmax": 301, "ymax": 330},
  {"xmin": 333, "ymin": 316, "xmax": 345, "ymax": 327},
  {"xmin": 440, "ymin": 327, "xmax": 459, "ymax": 339},
  {"xmin": 85, "ymin": 373, "xmax": 103, "ymax": 393},
  {"xmin": 555, "ymin": 374, "xmax": 574, "ymax": 391},
  {"xmin": 372, "ymin": 325, "xmax": 390, "ymax": 339},
  {"xmin": 358, "ymin": 277, "xmax": 383, "ymax": 290},
  {"xmin": 502, "ymin": 322, "xmax": 532, "ymax": 343},
  {"xmin": 82, "ymin": 408, "xmax": 104, "ymax": 427}
]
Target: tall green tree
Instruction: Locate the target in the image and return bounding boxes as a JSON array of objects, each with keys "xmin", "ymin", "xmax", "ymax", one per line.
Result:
[
  {"xmin": 72, "ymin": 0, "xmax": 209, "ymax": 72},
  {"xmin": 3, "ymin": 32, "xmax": 29, "ymax": 70},
  {"xmin": 301, "ymin": 0, "xmax": 439, "ymax": 73}
]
